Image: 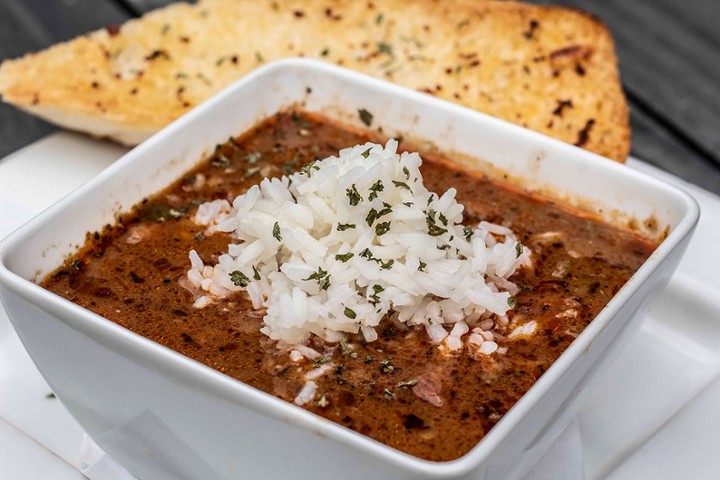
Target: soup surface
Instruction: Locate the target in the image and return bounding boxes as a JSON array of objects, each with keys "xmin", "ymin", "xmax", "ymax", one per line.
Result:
[{"xmin": 42, "ymin": 111, "xmax": 655, "ymax": 461}]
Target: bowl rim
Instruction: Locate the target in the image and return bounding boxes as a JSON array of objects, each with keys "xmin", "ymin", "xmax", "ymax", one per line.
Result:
[{"xmin": 0, "ymin": 58, "xmax": 701, "ymax": 476}]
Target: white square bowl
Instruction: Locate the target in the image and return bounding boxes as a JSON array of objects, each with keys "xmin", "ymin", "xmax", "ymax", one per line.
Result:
[{"xmin": 0, "ymin": 59, "xmax": 699, "ymax": 480}]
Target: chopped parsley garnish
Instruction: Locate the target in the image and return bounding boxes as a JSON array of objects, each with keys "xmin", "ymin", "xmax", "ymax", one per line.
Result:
[
  {"xmin": 380, "ymin": 259, "xmax": 394, "ymax": 270},
  {"xmin": 320, "ymin": 47, "xmax": 329, "ymax": 57},
  {"xmin": 211, "ymin": 152, "xmax": 230, "ymax": 167},
  {"xmin": 375, "ymin": 13, "xmax": 383, "ymax": 25},
  {"xmin": 380, "ymin": 358, "xmax": 395, "ymax": 373},
  {"xmin": 300, "ymin": 160, "xmax": 320, "ymax": 176},
  {"xmin": 392, "ymin": 180, "xmax": 412, "ymax": 192},
  {"xmin": 425, "ymin": 209, "xmax": 448, "ymax": 236},
  {"xmin": 346, "ymin": 184, "xmax": 362, "ymax": 206},
  {"xmin": 515, "ymin": 242, "xmax": 524, "ymax": 258},
  {"xmin": 344, "ymin": 307, "xmax": 357, "ymax": 319},
  {"xmin": 252, "ymin": 265, "xmax": 261, "ymax": 280},
  {"xmin": 230, "ymin": 270, "xmax": 250, "ymax": 287},
  {"xmin": 375, "ymin": 221, "xmax": 391, "ymax": 236},
  {"xmin": 358, "ymin": 108, "xmax": 374, "ymax": 127},
  {"xmin": 368, "ymin": 179, "xmax": 384, "ymax": 200},
  {"xmin": 273, "ymin": 222, "xmax": 282, "ymax": 241},
  {"xmin": 463, "ymin": 225, "xmax": 474, "ymax": 242},
  {"xmin": 366, "ymin": 203, "xmax": 392, "ymax": 226},
  {"xmin": 361, "ymin": 147, "xmax": 372, "ymax": 158},
  {"xmin": 378, "ymin": 42, "xmax": 393, "ymax": 55},
  {"xmin": 402, "ymin": 166, "xmax": 410, "ymax": 179},
  {"xmin": 336, "ymin": 223, "xmax": 356, "ymax": 231},
  {"xmin": 418, "ymin": 260, "xmax": 427, "ymax": 271},
  {"xmin": 194, "ymin": 232, "xmax": 205, "ymax": 242},
  {"xmin": 335, "ymin": 252, "xmax": 355, "ymax": 262},
  {"xmin": 305, "ymin": 267, "xmax": 330, "ymax": 290},
  {"xmin": 244, "ymin": 151, "xmax": 262, "ymax": 163},
  {"xmin": 507, "ymin": 297, "xmax": 518, "ymax": 308},
  {"xmin": 369, "ymin": 284, "xmax": 384, "ymax": 304},
  {"xmin": 397, "ymin": 379, "xmax": 418, "ymax": 388}
]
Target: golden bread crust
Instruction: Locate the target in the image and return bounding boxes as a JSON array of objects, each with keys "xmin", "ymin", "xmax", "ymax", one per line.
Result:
[{"xmin": 0, "ymin": 0, "xmax": 630, "ymax": 161}]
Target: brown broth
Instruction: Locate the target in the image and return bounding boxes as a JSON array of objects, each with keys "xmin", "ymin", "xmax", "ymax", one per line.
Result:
[{"xmin": 41, "ymin": 111, "xmax": 656, "ymax": 462}]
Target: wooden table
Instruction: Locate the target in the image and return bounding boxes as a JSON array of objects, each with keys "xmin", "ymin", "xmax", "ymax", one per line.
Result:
[{"xmin": 2, "ymin": 0, "xmax": 719, "ymax": 194}]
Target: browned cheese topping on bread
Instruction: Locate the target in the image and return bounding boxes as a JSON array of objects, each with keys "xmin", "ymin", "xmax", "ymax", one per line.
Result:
[{"xmin": 0, "ymin": 0, "xmax": 630, "ymax": 161}]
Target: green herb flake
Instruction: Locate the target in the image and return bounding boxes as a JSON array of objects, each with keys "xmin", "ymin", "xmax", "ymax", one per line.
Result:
[
  {"xmin": 344, "ymin": 307, "xmax": 357, "ymax": 319},
  {"xmin": 402, "ymin": 166, "xmax": 410, "ymax": 179},
  {"xmin": 361, "ymin": 147, "xmax": 372, "ymax": 158},
  {"xmin": 380, "ymin": 359, "xmax": 395, "ymax": 373},
  {"xmin": 358, "ymin": 108, "xmax": 374, "ymax": 127},
  {"xmin": 312, "ymin": 355, "xmax": 328, "ymax": 367},
  {"xmin": 375, "ymin": 13, "xmax": 383, "ymax": 25},
  {"xmin": 211, "ymin": 152, "xmax": 230, "ymax": 167},
  {"xmin": 426, "ymin": 209, "xmax": 448, "ymax": 236},
  {"xmin": 230, "ymin": 270, "xmax": 250, "ymax": 287},
  {"xmin": 418, "ymin": 260, "xmax": 427, "ymax": 271},
  {"xmin": 305, "ymin": 267, "xmax": 330, "ymax": 290},
  {"xmin": 46, "ymin": 392, "xmax": 56, "ymax": 399},
  {"xmin": 507, "ymin": 297, "xmax": 518, "ymax": 308},
  {"xmin": 380, "ymin": 259, "xmax": 394, "ymax": 270},
  {"xmin": 346, "ymin": 184, "xmax": 362, "ymax": 206},
  {"xmin": 392, "ymin": 180, "xmax": 412, "ymax": 192},
  {"xmin": 515, "ymin": 242, "xmax": 524, "ymax": 258},
  {"xmin": 336, "ymin": 223, "xmax": 356, "ymax": 231},
  {"xmin": 366, "ymin": 203, "xmax": 392, "ymax": 226},
  {"xmin": 252, "ymin": 265, "xmax": 261, "ymax": 280},
  {"xmin": 375, "ymin": 221, "xmax": 391, "ymax": 236},
  {"xmin": 397, "ymin": 379, "xmax": 418, "ymax": 388},
  {"xmin": 335, "ymin": 252, "xmax": 355, "ymax": 262},
  {"xmin": 273, "ymin": 222, "xmax": 282, "ymax": 242},
  {"xmin": 378, "ymin": 42, "xmax": 393, "ymax": 55},
  {"xmin": 301, "ymin": 160, "xmax": 320, "ymax": 176},
  {"xmin": 368, "ymin": 180, "xmax": 384, "ymax": 201},
  {"xmin": 369, "ymin": 284, "xmax": 384, "ymax": 304},
  {"xmin": 463, "ymin": 225, "xmax": 474, "ymax": 242},
  {"xmin": 194, "ymin": 232, "xmax": 205, "ymax": 242},
  {"xmin": 320, "ymin": 47, "xmax": 329, "ymax": 57},
  {"xmin": 244, "ymin": 151, "xmax": 262, "ymax": 163}
]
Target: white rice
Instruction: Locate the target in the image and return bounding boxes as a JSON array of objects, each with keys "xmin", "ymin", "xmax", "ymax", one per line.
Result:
[{"xmin": 187, "ymin": 139, "xmax": 533, "ymax": 353}]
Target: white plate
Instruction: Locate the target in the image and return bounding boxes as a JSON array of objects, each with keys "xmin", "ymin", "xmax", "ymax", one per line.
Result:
[{"xmin": 1, "ymin": 132, "xmax": 718, "ymax": 479}]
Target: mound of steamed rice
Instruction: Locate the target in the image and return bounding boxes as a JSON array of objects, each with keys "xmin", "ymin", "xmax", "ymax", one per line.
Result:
[{"xmin": 187, "ymin": 139, "xmax": 533, "ymax": 353}]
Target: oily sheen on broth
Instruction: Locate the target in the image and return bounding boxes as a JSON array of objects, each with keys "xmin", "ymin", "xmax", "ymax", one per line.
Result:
[{"xmin": 41, "ymin": 111, "xmax": 655, "ymax": 461}]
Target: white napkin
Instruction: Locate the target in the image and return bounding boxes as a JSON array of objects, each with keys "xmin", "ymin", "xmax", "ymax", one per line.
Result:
[{"xmin": 78, "ymin": 418, "xmax": 584, "ymax": 480}]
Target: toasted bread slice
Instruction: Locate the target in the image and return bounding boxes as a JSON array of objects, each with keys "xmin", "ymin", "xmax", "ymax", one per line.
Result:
[{"xmin": 0, "ymin": 0, "xmax": 630, "ymax": 161}]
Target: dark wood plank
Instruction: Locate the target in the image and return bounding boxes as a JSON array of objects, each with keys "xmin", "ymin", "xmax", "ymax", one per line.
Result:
[
  {"xmin": 0, "ymin": 0, "xmax": 130, "ymax": 159},
  {"xmin": 533, "ymin": 0, "xmax": 720, "ymax": 176},
  {"xmin": 631, "ymin": 107, "xmax": 720, "ymax": 193}
]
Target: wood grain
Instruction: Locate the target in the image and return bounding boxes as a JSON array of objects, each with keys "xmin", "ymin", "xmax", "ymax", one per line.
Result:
[{"xmin": 532, "ymin": 0, "xmax": 720, "ymax": 187}]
